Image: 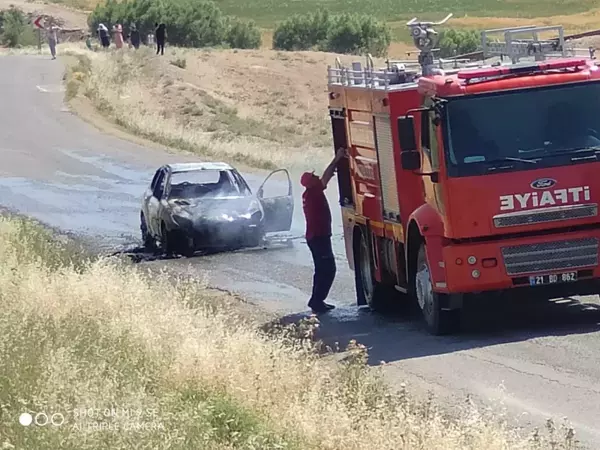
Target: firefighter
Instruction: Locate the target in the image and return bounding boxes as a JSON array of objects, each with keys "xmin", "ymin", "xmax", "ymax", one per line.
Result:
[{"xmin": 301, "ymin": 147, "xmax": 347, "ymax": 314}]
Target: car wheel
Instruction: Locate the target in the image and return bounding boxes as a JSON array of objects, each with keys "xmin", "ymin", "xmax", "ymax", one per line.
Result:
[
  {"xmin": 140, "ymin": 212, "xmax": 156, "ymax": 250},
  {"xmin": 160, "ymin": 223, "xmax": 177, "ymax": 256},
  {"xmin": 180, "ymin": 238, "xmax": 195, "ymax": 257},
  {"xmin": 415, "ymin": 243, "xmax": 461, "ymax": 335},
  {"xmin": 245, "ymin": 226, "xmax": 265, "ymax": 248}
]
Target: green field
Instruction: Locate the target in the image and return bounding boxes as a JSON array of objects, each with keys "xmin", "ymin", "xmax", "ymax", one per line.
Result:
[{"xmin": 211, "ymin": 0, "xmax": 598, "ymax": 28}]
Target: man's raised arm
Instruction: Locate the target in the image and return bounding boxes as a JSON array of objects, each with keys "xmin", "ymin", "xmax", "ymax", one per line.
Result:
[{"xmin": 320, "ymin": 147, "xmax": 347, "ymax": 188}]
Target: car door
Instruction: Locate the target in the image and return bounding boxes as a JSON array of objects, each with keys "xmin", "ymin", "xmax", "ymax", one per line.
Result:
[
  {"xmin": 147, "ymin": 169, "xmax": 167, "ymax": 237},
  {"xmin": 142, "ymin": 168, "xmax": 162, "ymax": 220},
  {"xmin": 256, "ymin": 169, "xmax": 294, "ymax": 232}
]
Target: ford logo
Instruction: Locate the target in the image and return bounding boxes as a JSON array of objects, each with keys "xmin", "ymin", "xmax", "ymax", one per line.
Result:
[{"xmin": 530, "ymin": 178, "xmax": 556, "ymax": 189}]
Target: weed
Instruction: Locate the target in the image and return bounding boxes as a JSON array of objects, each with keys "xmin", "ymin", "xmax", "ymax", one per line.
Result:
[
  {"xmin": 0, "ymin": 215, "xmax": 581, "ymax": 450},
  {"xmin": 170, "ymin": 57, "xmax": 186, "ymax": 69},
  {"xmin": 63, "ymin": 43, "xmax": 333, "ymax": 171}
]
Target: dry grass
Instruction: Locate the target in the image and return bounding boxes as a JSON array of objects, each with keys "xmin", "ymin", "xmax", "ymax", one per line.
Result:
[
  {"xmin": 431, "ymin": 8, "xmax": 600, "ymax": 35},
  {"xmin": 0, "ymin": 214, "xmax": 581, "ymax": 449},
  {"xmin": 61, "ymin": 43, "xmax": 388, "ymax": 171}
]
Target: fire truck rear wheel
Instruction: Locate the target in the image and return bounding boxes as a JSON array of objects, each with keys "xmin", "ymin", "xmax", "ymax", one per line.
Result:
[
  {"xmin": 415, "ymin": 243, "xmax": 461, "ymax": 335},
  {"xmin": 354, "ymin": 227, "xmax": 391, "ymax": 311}
]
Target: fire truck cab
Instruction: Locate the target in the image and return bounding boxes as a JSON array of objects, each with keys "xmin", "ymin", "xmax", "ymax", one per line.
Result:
[{"xmin": 328, "ymin": 14, "xmax": 600, "ymax": 335}]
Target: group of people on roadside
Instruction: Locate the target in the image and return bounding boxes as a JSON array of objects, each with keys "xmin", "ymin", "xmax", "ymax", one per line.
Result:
[
  {"xmin": 43, "ymin": 20, "xmax": 167, "ymax": 59},
  {"xmin": 96, "ymin": 22, "xmax": 166, "ymax": 55}
]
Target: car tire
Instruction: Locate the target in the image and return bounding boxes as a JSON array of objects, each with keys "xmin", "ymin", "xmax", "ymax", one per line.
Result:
[
  {"xmin": 140, "ymin": 212, "xmax": 156, "ymax": 250},
  {"xmin": 415, "ymin": 243, "xmax": 461, "ymax": 335},
  {"xmin": 160, "ymin": 223, "xmax": 177, "ymax": 256},
  {"xmin": 180, "ymin": 237, "xmax": 195, "ymax": 258},
  {"xmin": 246, "ymin": 226, "xmax": 265, "ymax": 248}
]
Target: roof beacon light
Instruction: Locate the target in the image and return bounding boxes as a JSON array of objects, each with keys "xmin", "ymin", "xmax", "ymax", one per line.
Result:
[{"xmin": 457, "ymin": 58, "xmax": 588, "ymax": 80}]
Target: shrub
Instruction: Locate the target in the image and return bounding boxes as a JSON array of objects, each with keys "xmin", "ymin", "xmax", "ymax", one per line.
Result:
[
  {"xmin": 272, "ymin": 11, "xmax": 390, "ymax": 57},
  {"xmin": 88, "ymin": 0, "xmax": 255, "ymax": 49},
  {"xmin": 325, "ymin": 13, "xmax": 391, "ymax": 57},
  {"xmin": 272, "ymin": 11, "xmax": 331, "ymax": 51},
  {"xmin": 0, "ymin": 6, "xmax": 38, "ymax": 48},
  {"xmin": 437, "ymin": 28, "xmax": 481, "ymax": 58},
  {"xmin": 224, "ymin": 17, "xmax": 261, "ymax": 49}
]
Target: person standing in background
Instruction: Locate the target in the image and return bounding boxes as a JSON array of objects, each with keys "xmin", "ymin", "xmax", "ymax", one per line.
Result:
[
  {"xmin": 98, "ymin": 23, "xmax": 110, "ymax": 48},
  {"xmin": 128, "ymin": 23, "xmax": 141, "ymax": 49},
  {"xmin": 45, "ymin": 21, "xmax": 61, "ymax": 60},
  {"xmin": 113, "ymin": 24, "xmax": 124, "ymax": 49},
  {"xmin": 155, "ymin": 22, "xmax": 166, "ymax": 55}
]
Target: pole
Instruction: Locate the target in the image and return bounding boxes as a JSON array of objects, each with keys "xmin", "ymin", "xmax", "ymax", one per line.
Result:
[{"xmin": 37, "ymin": 28, "xmax": 41, "ymax": 53}]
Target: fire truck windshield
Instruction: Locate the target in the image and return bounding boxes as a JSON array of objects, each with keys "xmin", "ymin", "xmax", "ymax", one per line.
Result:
[{"xmin": 444, "ymin": 80, "xmax": 600, "ymax": 177}]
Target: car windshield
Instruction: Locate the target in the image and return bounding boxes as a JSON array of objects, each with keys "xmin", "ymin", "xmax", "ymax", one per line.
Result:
[
  {"xmin": 444, "ymin": 81, "xmax": 600, "ymax": 177},
  {"xmin": 168, "ymin": 169, "xmax": 249, "ymax": 199}
]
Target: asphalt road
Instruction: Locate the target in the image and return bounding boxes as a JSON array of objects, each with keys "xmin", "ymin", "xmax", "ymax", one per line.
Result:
[{"xmin": 3, "ymin": 55, "xmax": 600, "ymax": 448}]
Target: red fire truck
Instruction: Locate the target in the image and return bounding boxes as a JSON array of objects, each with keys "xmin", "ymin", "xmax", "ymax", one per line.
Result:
[{"xmin": 327, "ymin": 14, "xmax": 600, "ymax": 335}]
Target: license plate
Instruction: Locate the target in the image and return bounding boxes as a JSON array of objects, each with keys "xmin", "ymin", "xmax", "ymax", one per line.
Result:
[{"xmin": 529, "ymin": 271, "xmax": 577, "ymax": 286}]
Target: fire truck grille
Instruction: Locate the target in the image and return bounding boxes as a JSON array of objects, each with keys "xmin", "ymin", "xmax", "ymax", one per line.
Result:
[
  {"xmin": 493, "ymin": 204, "xmax": 598, "ymax": 228},
  {"xmin": 501, "ymin": 237, "xmax": 599, "ymax": 275}
]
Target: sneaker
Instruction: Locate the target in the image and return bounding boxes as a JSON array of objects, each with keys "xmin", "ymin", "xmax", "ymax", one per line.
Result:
[
  {"xmin": 308, "ymin": 301, "xmax": 330, "ymax": 314},
  {"xmin": 323, "ymin": 303, "xmax": 336, "ymax": 310}
]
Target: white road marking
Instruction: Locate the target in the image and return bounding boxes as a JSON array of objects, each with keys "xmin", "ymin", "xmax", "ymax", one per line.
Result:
[{"xmin": 36, "ymin": 84, "xmax": 65, "ymax": 93}]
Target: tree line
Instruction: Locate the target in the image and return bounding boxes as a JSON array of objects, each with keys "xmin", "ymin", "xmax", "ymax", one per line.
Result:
[{"xmin": 0, "ymin": 0, "xmax": 482, "ymax": 58}]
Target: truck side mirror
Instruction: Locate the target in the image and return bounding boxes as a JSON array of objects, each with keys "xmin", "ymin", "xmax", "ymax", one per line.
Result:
[
  {"xmin": 401, "ymin": 151, "xmax": 421, "ymax": 170},
  {"xmin": 397, "ymin": 116, "xmax": 417, "ymax": 151}
]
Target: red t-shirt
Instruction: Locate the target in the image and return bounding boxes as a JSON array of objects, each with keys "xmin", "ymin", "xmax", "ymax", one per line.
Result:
[{"xmin": 302, "ymin": 182, "xmax": 332, "ymax": 241}]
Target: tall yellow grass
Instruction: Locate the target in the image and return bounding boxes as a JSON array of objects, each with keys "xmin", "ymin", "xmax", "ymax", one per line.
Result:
[{"xmin": 0, "ymin": 215, "xmax": 579, "ymax": 449}]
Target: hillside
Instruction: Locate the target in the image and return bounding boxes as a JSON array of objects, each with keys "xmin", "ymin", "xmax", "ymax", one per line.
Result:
[{"xmin": 61, "ymin": 45, "xmax": 394, "ymax": 171}]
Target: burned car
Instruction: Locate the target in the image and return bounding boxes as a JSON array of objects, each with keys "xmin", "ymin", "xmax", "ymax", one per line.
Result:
[{"xmin": 140, "ymin": 162, "xmax": 293, "ymax": 256}]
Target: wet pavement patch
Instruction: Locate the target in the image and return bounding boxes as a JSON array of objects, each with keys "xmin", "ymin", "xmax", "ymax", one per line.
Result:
[{"xmin": 106, "ymin": 235, "xmax": 297, "ymax": 264}]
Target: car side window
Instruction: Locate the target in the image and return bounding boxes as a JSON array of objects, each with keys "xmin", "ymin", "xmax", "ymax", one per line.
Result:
[
  {"xmin": 153, "ymin": 170, "xmax": 166, "ymax": 199},
  {"xmin": 232, "ymin": 170, "xmax": 251, "ymax": 195}
]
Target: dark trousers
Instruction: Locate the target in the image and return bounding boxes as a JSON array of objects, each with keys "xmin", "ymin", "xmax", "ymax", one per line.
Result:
[
  {"xmin": 156, "ymin": 40, "xmax": 164, "ymax": 55},
  {"xmin": 307, "ymin": 235, "xmax": 336, "ymax": 306}
]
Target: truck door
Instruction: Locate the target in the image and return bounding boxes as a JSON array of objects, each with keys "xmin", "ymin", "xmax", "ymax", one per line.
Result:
[
  {"xmin": 420, "ymin": 105, "xmax": 445, "ymax": 215},
  {"xmin": 329, "ymin": 107, "xmax": 353, "ymax": 207}
]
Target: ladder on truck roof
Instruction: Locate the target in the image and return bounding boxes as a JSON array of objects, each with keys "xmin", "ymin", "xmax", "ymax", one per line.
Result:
[{"xmin": 481, "ymin": 25, "xmax": 569, "ymax": 63}]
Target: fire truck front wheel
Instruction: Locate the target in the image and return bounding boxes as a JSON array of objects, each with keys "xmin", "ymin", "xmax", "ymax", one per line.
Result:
[{"xmin": 415, "ymin": 243, "xmax": 461, "ymax": 335}]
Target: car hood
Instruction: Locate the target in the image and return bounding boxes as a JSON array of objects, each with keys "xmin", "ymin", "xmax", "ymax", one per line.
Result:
[{"xmin": 168, "ymin": 196, "xmax": 259, "ymax": 220}]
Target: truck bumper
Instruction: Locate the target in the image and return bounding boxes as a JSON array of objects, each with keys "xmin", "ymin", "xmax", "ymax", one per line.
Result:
[{"xmin": 441, "ymin": 228, "xmax": 600, "ymax": 297}]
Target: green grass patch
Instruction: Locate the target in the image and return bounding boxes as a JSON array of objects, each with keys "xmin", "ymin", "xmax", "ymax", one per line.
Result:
[{"xmin": 212, "ymin": 0, "xmax": 596, "ymax": 28}]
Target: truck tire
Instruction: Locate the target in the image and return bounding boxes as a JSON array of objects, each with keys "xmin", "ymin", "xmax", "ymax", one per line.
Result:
[
  {"xmin": 415, "ymin": 243, "xmax": 461, "ymax": 335},
  {"xmin": 140, "ymin": 212, "xmax": 156, "ymax": 251},
  {"xmin": 354, "ymin": 227, "xmax": 394, "ymax": 311}
]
